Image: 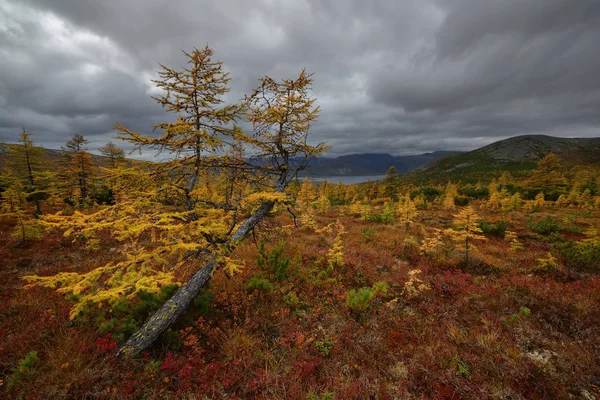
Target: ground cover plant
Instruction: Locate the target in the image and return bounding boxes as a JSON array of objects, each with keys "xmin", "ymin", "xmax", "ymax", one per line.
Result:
[{"xmin": 3, "ymin": 173, "xmax": 600, "ymax": 398}]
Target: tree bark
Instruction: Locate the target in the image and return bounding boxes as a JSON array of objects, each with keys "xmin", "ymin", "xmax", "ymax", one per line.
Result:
[{"xmin": 116, "ymin": 200, "xmax": 275, "ymax": 358}]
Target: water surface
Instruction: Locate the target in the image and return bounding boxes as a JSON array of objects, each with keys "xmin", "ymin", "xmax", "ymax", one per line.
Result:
[{"xmin": 306, "ymin": 175, "xmax": 386, "ymax": 184}]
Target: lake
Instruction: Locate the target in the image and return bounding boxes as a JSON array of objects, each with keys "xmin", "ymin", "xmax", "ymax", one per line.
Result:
[{"xmin": 304, "ymin": 175, "xmax": 387, "ymax": 184}]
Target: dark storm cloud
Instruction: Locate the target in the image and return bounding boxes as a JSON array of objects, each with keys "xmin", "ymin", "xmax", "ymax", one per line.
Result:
[{"xmin": 1, "ymin": 0, "xmax": 599, "ymax": 157}]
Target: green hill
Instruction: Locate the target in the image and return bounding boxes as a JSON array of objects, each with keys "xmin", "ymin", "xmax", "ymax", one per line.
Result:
[{"xmin": 402, "ymin": 135, "xmax": 600, "ymax": 185}]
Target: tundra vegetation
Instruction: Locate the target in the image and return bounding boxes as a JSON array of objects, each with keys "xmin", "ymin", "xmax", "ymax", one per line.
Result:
[{"xmin": 1, "ymin": 47, "xmax": 600, "ymax": 399}]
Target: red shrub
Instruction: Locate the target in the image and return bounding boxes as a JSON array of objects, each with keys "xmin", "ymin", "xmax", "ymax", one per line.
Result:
[{"xmin": 95, "ymin": 334, "xmax": 117, "ymax": 353}]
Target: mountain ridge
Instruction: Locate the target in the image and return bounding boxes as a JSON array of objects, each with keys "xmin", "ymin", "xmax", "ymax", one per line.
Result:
[
  {"xmin": 0, "ymin": 143, "xmax": 459, "ymax": 177},
  {"xmin": 403, "ymin": 134, "xmax": 600, "ymax": 184},
  {"xmin": 3, "ymin": 135, "xmax": 600, "ymax": 181}
]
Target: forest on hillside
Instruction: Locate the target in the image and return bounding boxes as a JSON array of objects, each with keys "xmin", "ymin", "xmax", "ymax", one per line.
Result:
[{"xmin": 1, "ymin": 47, "xmax": 600, "ymax": 399}]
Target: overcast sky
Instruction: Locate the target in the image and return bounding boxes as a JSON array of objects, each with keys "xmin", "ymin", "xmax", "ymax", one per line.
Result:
[{"xmin": 1, "ymin": 0, "xmax": 600, "ymax": 158}]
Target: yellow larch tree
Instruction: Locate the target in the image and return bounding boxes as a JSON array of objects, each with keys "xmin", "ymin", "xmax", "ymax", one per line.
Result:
[
  {"xmin": 420, "ymin": 228, "xmax": 443, "ymax": 256},
  {"xmin": 297, "ymin": 178, "xmax": 317, "ymax": 209},
  {"xmin": 501, "ymin": 192, "xmax": 521, "ymax": 211},
  {"xmin": 59, "ymin": 134, "xmax": 96, "ymax": 206},
  {"xmin": 498, "ymin": 171, "xmax": 513, "ymax": 186},
  {"xmin": 487, "ymin": 179, "xmax": 501, "ymax": 209},
  {"xmin": 332, "ymin": 179, "xmax": 346, "ymax": 204},
  {"xmin": 24, "ymin": 47, "xmax": 327, "ymax": 358},
  {"xmin": 568, "ymin": 183, "xmax": 581, "ymax": 205},
  {"xmin": 297, "ymin": 179, "xmax": 319, "ymax": 230},
  {"xmin": 555, "ymin": 194, "xmax": 568, "ymax": 207},
  {"xmin": 580, "ymin": 188, "xmax": 592, "ymax": 207},
  {"xmin": 581, "ymin": 225, "xmax": 599, "ymax": 246},
  {"xmin": 445, "ymin": 206, "xmax": 486, "ymax": 267},
  {"xmin": 402, "ymin": 269, "xmax": 430, "ymax": 298},
  {"xmin": 397, "ymin": 194, "xmax": 417, "ymax": 228},
  {"xmin": 0, "ymin": 173, "xmax": 43, "ymax": 242},
  {"xmin": 0, "ymin": 173, "xmax": 27, "ymax": 213},
  {"xmin": 534, "ymin": 192, "xmax": 545, "ymax": 209},
  {"xmin": 530, "ymin": 154, "xmax": 564, "ymax": 193},
  {"xmin": 505, "ymin": 230, "xmax": 523, "ymax": 252},
  {"xmin": 511, "ymin": 192, "xmax": 522, "ymax": 210},
  {"xmin": 4, "ymin": 128, "xmax": 46, "ymax": 214},
  {"xmin": 315, "ymin": 192, "xmax": 330, "ymax": 213},
  {"xmin": 98, "ymin": 141, "xmax": 127, "ymax": 201},
  {"xmin": 326, "ymin": 220, "xmax": 345, "ymax": 271},
  {"xmin": 443, "ymin": 183, "xmax": 457, "ymax": 210},
  {"xmin": 344, "ymin": 183, "xmax": 358, "ymax": 204},
  {"xmin": 99, "ymin": 141, "xmax": 126, "ymax": 169},
  {"xmin": 413, "ymin": 194, "xmax": 427, "ymax": 209}
]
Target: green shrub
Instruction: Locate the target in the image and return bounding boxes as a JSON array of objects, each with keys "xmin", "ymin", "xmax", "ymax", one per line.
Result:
[
  {"xmin": 372, "ymin": 281, "xmax": 389, "ymax": 297},
  {"xmin": 528, "ymin": 216, "xmax": 583, "ymax": 235},
  {"xmin": 191, "ymin": 287, "xmax": 213, "ymax": 316},
  {"xmin": 451, "ymin": 355, "xmax": 470, "ymax": 377},
  {"xmin": 257, "ymin": 239, "xmax": 291, "ymax": 281},
  {"xmin": 478, "ymin": 220, "xmax": 508, "ymax": 237},
  {"xmin": 161, "ymin": 329, "xmax": 183, "ymax": 351},
  {"xmin": 307, "ymin": 390, "xmax": 335, "ymax": 400},
  {"xmin": 454, "ymin": 195, "xmax": 470, "ymax": 206},
  {"xmin": 367, "ymin": 203, "xmax": 394, "ymax": 223},
  {"xmin": 18, "ymin": 351, "xmax": 38, "ymax": 371},
  {"xmin": 528, "ymin": 216, "xmax": 561, "ymax": 234},
  {"xmin": 90, "ymin": 283, "xmax": 207, "ymax": 345},
  {"xmin": 283, "ymin": 291, "xmax": 299, "ymax": 307},
  {"xmin": 552, "ymin": 240, "xmax": 600, "ymax": 272},
  {"xmin": 560, "ymin": 225, "xmax": 584, "ymax": 234},
  {"xmin": 346, "ymin": 287, "xmax": 374, "ymax": 313},
  {"xmin": 402, "ymin": 236, "xmax": 421, "ymax": 261},
  {"xmin": 131, "ymin": 285, "xmax": 179, "ymax": 319},
  {"xmin": 98, "ymin": 318, "xmax": 117, "ymax": 334},
  {"xmin": 543, "ymin": 232, "xmax": 566, "ymax": 243},
  {"xmin": 458, "ymin": 186, "xmax": 489, "ymax": 199},
  {"xmin": 114, "ymin": 319, "xmax": 140, "ymax": 343},
  {"xmin": 411, "ymin": 187, "xmax": 442, "ymax": 202},
  {"xmin": 314, "ymin": 337, "xmax": 335, "ymax": 356},
  {"xmin": 522, "ymin": 190, "xmax": 561, "ymax": 201},
  {"xmin": 144, "ymin": 359, "xmax": 160, "ymax": 373},
  {"xmin": 7, "ymin": 351, "xmax": 38, "ymax": 388},
  {"xmin": 501, "ymin": 307, "xmax": 530, "ymax": 328},
  {"xmin": 94, "ymin": 284, "xmax": 182, "ymax": 343},
  {"xmin": 94, "ymin": 185, "xmax": 115, "ymax": 205},
  {"xmin": 362, "ymin": 226, "xmax": 376, "ymax": 242},
  {"xmin": 367, "ymin": 213, "xmax": 387, "ymax": 223},
  {"xmin": 246, "ymin": 276, "xmax": 273, "ymax": 292}
]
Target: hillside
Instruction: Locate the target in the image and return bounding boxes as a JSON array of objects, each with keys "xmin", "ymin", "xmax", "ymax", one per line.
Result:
[{"xmin": 403, "ymin": 135, "xmax": 600, "ymax": 185}]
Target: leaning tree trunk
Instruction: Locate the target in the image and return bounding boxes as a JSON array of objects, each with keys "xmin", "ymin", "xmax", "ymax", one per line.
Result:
[{"xmin": 116, "ymin": 201, "xmax": 275, "ymax": 358}]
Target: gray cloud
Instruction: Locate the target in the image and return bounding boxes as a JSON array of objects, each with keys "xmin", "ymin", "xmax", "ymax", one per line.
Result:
[{"xmin": 1, "ymin": 0, "xmax": 600, "ymax": 158}]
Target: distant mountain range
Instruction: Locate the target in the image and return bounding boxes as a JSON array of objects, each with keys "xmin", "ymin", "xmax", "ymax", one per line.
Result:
[
  {"xmin": 300, "ymin": 151, "xmax": 460, "ymax": 177},
  {"xmin": 403, "ymin": 135, "xmax": 600, "ymax": 185},
  {"xmin": 0, "ymin": 143, "xmax": 459, "ymax": 177},
  {"xmin": 3, "ymin": 135, "xmax": 600, "ymax": 184}
]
